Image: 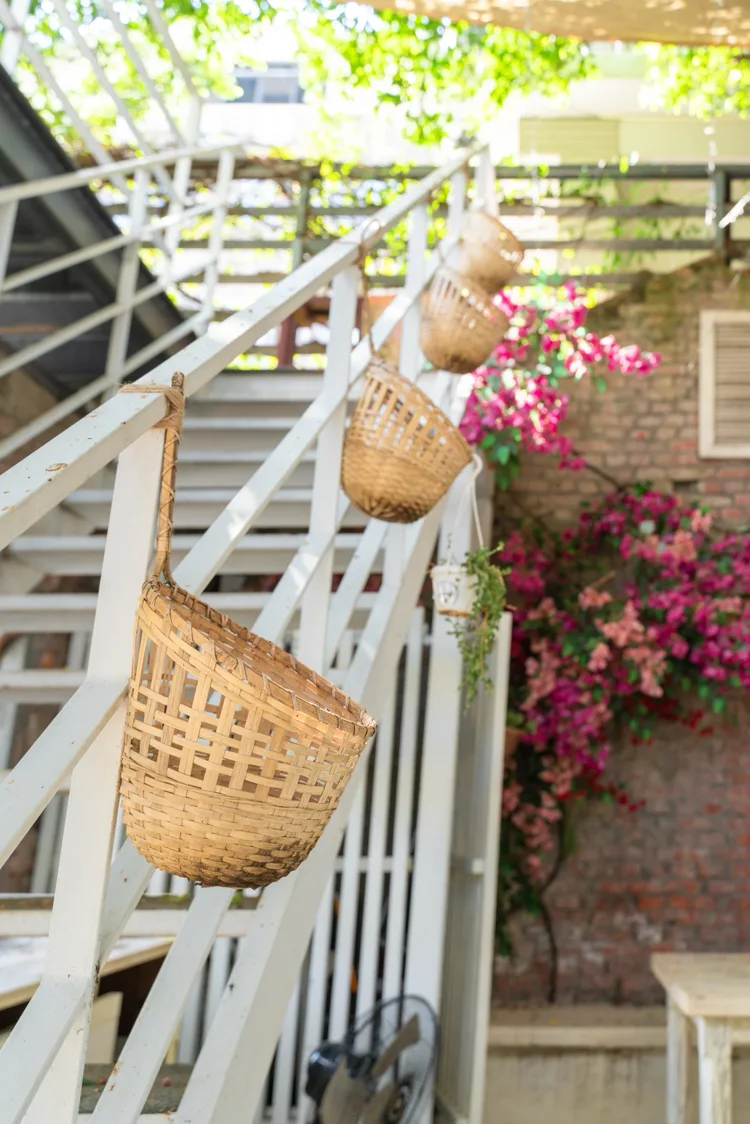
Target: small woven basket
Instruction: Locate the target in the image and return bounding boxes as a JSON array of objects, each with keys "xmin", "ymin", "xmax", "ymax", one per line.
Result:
[
  {"xmin": 341, "ymin": 359, "xmax": 472, "ymax": 524},
  {"xmin": 119, "ymin": 374, "xmax": 377, "ymax": 889},
  {"xmin": 420, "ymin": 268, "xmax": 509, "ymax": 375},
  {"xmin": 451, "ymin": 211, "xmax": 524, "ymax": 291}
]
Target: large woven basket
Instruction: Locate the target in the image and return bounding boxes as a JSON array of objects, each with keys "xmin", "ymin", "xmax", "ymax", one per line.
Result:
[
  {"xmin": 451, "ymin": 211, "xmax": 524, "ymax": 291},
  {"xmin": 119, "ymin": 374, "xmax": 377, "ymax": 889},
  {"xmin": 341, "ymin": 359, "xmax": 472, "ymax": 523},
  {"xmin": 420, "ymin": 268, "xmax": 509, "ymax": 375}
]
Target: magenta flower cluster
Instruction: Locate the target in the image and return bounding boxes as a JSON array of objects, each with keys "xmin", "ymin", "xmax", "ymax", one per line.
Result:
[
  {"xmin": 499, "ymin": 488, "xmax": 744, "ymax": 888},
  {"xmin": 458, "ymin": 283, "xmax": 662, "ymax": 487}
]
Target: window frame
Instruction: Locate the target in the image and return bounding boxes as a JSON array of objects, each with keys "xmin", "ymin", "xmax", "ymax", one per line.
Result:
[{"xmin": 699, "ymin": 309, "xmax": 750, "ymax": 459}]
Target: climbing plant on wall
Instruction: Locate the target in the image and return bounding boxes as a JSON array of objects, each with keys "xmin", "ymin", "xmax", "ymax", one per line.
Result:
[{"xmin": 495, "ymin": 486, "xmax": 750, "ymax": 970}]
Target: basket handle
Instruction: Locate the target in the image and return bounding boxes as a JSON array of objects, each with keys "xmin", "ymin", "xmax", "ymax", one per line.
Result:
[{"xmin": 119, "ymin": 372, "xmax": 185, "ymax": 583}]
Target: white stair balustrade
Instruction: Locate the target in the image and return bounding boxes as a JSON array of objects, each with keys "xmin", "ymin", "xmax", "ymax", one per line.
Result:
[{"xmin": 0, "ymin": 142, "xmax": 510, "ymax": 1124}]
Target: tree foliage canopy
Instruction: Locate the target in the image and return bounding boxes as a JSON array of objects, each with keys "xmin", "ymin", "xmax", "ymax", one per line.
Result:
[{"xmin": 5, "ymin": 1, "xmax": 750, "ymax": 155}]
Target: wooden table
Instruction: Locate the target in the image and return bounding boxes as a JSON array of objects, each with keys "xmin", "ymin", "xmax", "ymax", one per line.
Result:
[
  {"xmin": 652, "ymin": 953, "xmax": 750, "ymax": 1124},
  {"xmin": 0, "ymin": 935, "xmax": 171, "ymax": 1011}
]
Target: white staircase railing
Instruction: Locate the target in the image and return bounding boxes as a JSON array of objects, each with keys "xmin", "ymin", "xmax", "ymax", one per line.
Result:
[
  {"xmin": 0, "ymin": 141, "xmax": 502, "ymax": 1123},
  {"xmin": 0, "ymin": 139, "xmax": 242, "ymax": 464},
  {"xmin": 0, "ymin": 0, "xmax": 204, "ymax": 158}
]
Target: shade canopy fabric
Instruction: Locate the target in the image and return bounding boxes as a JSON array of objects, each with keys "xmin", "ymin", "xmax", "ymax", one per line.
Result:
[{"xmin": 367, "ymin": 0, "xmax": 750, "ymax": 46}]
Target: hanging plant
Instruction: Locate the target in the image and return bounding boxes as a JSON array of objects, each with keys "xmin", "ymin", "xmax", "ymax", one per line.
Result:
[{"xmin": 438, "ymin": 543, "xmax": 509, "ymax": 708}]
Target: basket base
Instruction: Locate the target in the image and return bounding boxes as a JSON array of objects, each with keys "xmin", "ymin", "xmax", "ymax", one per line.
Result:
[
  {"xmin": 342, "ymin": 446, "xmax": 445, "ymax": 524},
  {"xmin": 121, "ymin": 769, "xmax": 332, "ymax": 889}
]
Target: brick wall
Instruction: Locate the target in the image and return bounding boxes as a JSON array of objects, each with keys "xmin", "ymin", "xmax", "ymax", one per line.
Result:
[
  {"xmin": 495, "ymin": 259, "xmax": 750, "ymax": 1006},
  {"xmin": 505, "ymin": 259, "xmax": 750, "ymax": 529}
]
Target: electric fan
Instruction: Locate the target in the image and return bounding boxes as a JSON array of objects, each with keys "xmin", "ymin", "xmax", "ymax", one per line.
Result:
[{"xmin": 305, "ymin": 995, "xmax": 439, "ymax": 1124}]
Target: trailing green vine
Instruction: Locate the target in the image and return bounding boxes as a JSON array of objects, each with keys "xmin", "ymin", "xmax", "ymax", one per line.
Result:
[{"xmin": 449, "ymin": 543, "xmax": 508, "ymax": 708}]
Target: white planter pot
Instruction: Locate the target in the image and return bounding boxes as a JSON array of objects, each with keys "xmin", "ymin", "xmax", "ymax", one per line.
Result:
[{"xmin": 431, "ymin": 564, "xmax": 476, "ymax": 617}]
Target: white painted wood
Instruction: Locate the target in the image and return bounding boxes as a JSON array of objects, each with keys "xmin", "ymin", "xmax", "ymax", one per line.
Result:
[
  {"xmin": 199, "ymin": 149, "xmax": 235, "ymax": 329},
  {"xmin": 652, "ymin": 954, "xmax": 750, "ymax": 1018},
  {"xmin": 89, "ymin": 889, "xmax": 233, "ymax": 1122},
  {"xmin": 48, "ymin": 0, "xmax": 165, "ymax": 176},
  {"xmin": 177, "ymin": 978, "xmax": 205, "ymax": 1067},
  {"xmin": 696, "ymin": 1018, "xmax": 732, "ymax": 1124},
  {"xmin": 325, "ymin": 521, "xmax": 388, "ymax": 666},
  {"xmin": 476, "ymin": 149, "xmax": 499, "ymax": 217},
  {"xmin": 383, "ymin": 610, "xmax": 423, "ymax": 1001},
  {"xmin": 328, "ymin": 777, "xmax": 366, "ymax": 1040},
  {"xmin": 667, "ymin": 998, "xmax": 691, "ymax": 1124},
  {"xmin": 172, "ymin": 501, "xmax": 445, "ymax": 1122},
  {"xmin": 15, "ymin": 426, "xmax": 166, "ymax": 1124},
  {"xmin": 0, "ymin": 0, "xmax": 30, "ymax": 73},
  {"xmin": 402, "ymin": 464, "xmax": 473, "ymax": 1124},
  {"xmin": 0, "ymin": 145, "xmax": 488, "ymax": 1116},
  {"xmin": 295, "ymin": 876, "xmax": 336, "ymax": 1121},
  {"xmin": 355, "ymin": 684, "xmax": 397, "ymax": 1019},
  {"xmin": 0, "ymin": 0, "xmax": 128, "ymax": 191},
  {"xmin": 0, "ymin": 637, "xmax": 27, "ymax": 770},
  {"xmin": 104, "ymin": 168, "xmax": 150, "ymax": 383},
  {"xmin": 0, "ymin": 908, "xmax": 254, "ymax": 940},
  {"xmin": 0, "ymin": 147, "xmax": 477, "ymax": 548},
  {"xmin": 0, "ymin": 199, "xmax": 19, "ymax": 292},
  {"xmin": 0, "ymin": 141, "xmax": 244, "ymax": 207},
  {"xmin": 297, "ymin": 265, "xmax": 359, "ymax": 668},
  {"xmin": 438, "ymin": 615, "xmax": 511, "ymax": 1124},
  {"xmin": 698, "ymin": 310, "xmax": 750, "ymax": 458},
  {"xmin": 204, "ymin": 939, "xmax": 233, "ymax": 1031},
  {"xmin": 270, "ymin": 980, "xmax": 301, "ymax": 1124},
  {"xmin": 97, "ymin": 0, "xmax": 185, "ymax": 142},
  {"xmin": 398, "ymin": 202, "xmax": 428, "ymax": 377},
  {"xmin": 447, "ymin": 167, "xmax": 469, "ymax": 242}
]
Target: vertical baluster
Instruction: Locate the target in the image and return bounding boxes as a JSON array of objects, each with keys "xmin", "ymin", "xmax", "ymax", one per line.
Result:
[
  {"xmin": 20, "ymin": 417, "xmax": 167, "ymax": 1123},
  {"xmin": 0, "ymin": 199, "xmax": 18, "ymax": 297},
  {"xmin": 476, "ymin": 145, "xmax": 499, "ymax": 216},
  {"xmin": 199, "ymin": 149, "xmax": 235, "ymax": 333},
  {"xmin": 0, "ymin": 0, "xmax": 31, "ymax": 74},
  {"xmin": 104, "ymin": 168, "xmax": 150, "ymax": 385},
  {"xmin": 297, "ymin": 264, "xmax": 359, "ymax": 669}
]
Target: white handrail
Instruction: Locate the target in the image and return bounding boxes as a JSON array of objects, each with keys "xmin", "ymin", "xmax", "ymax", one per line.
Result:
[
  {"xmin": 0, "ymin": 142, "xmax": 479, "ymax": 547},
  {"xmin": 0, "ymin": 139, "xmax": 246, "ymax": 207}
]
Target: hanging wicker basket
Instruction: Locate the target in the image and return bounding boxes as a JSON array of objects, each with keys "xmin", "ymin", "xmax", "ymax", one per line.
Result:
[
  {"xmin": 341, "ymin": 359, "xmax": 472, "ymax": 524},
  {"xmin": 451, "ymin": 211, "xmax": 524, "ymax": 291},
  {"xmin": 119, "ymin": 374, "xmax": 377, "ymax": 889},
  {"xmin": 420, "ymin": 268, "xmax": 509, "ymax": 375}
]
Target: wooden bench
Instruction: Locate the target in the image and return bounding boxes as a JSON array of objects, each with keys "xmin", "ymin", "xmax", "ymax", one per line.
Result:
[{"xmin": 652, "ymin": 952, "xmax": 750, "ymax": 1124}]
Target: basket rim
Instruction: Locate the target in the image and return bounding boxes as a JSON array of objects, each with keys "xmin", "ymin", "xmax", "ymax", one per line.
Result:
[
  {"xmin": 360, "ymin": 358, "xmax": 473, "ymax": 464},
  {"xmin": 464, "ymin": 210, "xmax": 524, "ymax": 249},
  {"xmin": 430, "ymin": 266, "xmax": 507, "ymax": 321},
  {"xmin": 137, "ymin": 578, "xmax": 378, "ymax": 741}
]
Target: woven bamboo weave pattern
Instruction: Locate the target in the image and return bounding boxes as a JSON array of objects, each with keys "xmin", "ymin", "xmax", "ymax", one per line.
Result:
[
  {"xmin": 420, "ymin": 267, "xmax": 509, "ymax": 375},
  {"xmin": 452, "ymin": 211, "xmax": 524, "ymax": 291},
  {"xmin": 341, "ymin": 359, "xmax": 472, "ymax": 523},
  {"xmin": 119, "ymin": 373, "xmax": 377, "ymax": 888}
]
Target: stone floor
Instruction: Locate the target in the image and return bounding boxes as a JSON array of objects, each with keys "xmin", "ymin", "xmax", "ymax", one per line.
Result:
[{"xmin": 79, "ymin": 1063, "xmax": 191, "ymax": 1113}]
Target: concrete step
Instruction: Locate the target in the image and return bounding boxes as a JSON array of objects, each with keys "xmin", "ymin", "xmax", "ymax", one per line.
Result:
[
  {"xmin": 64, "ymin": 488, "xmax": 364, "ymax": 530},
  {"xmin": 0, "ymin": 591, "xmax": 378, "ymax": 634},
  {"xmin": 175, "ymin": 453, "xmax": 316, "ymax": 489},
  {"xmin": 9, "ymin": 532, "xmax": 375, "ymax": 576},
  {"xmin": 179, "ymin": 415, "xmax": 301, "ymax": 453},
  {"xmin": 92, "ymin": 453, "xmax": 316, "ymax": 490}
]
